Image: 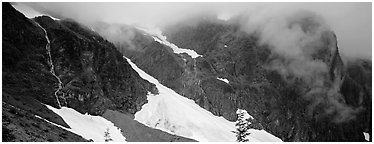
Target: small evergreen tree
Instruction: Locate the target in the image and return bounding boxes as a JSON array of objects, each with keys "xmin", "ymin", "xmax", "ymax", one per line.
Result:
[
  {"xmin": 233, "ymin": 109, "xmax": 250, "ymax": 142},
  {"xmin": 104, "ymin": 128, "xmax": 113, "ymax": 142}
]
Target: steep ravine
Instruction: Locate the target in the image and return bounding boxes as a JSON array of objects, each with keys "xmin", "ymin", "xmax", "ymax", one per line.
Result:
[{"xmin": 33, "ymin": 20, "xmax": 65, "ymax": 108}]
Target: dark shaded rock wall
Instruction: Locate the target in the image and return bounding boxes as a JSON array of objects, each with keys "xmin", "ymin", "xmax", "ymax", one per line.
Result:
[
  {"xmin": 33, "ymin": 17, "xmax": 157, "ymax": 115},
  {"xmin": 3, "ymin": 2, "xmax": 70, "ymax": 129},
  {"xmin": 163, "ymin": 19, "xmax": 371, "ymax": 142}
]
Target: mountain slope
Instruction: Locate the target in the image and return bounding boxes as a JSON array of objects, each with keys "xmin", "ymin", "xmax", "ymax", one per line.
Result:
[
  {"xmin": 43, "ymin": 105, "xmax": 126, "ymax": 142},
  {"xmin": 99, "ymin": 15, "xmax": 371, "ymax": 142},
  {"xmin": 3, "ymin": 2, "xmax": 370, "ymax": 142},
  {"xmin": 163, "ymin": 17, "xmax": 371, "ymax": 142},
  {"xmin": 2, "ymin": 3, "xmax": 194, "ymax": 142},
  {"xmin": 126, "ymin": 57, "xmax": 282, "ymax": 142}
]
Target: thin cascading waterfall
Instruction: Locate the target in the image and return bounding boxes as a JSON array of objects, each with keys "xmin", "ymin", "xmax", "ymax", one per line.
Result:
[{"xmin": 33, "ymin": 20, "xmax": 65, "ymax": 108}]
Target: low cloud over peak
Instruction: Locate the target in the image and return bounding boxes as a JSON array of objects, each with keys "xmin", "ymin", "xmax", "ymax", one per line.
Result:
[{"xmin": 15, "ymin": 2, "xmax": 371, "ymax": 59}]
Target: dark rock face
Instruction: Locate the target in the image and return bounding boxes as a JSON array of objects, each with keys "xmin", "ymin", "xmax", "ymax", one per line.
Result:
[
  {"xmin": 2, "ymin": 2, "xmax": 161, "ymax": 141},
  {"xmin": 2, "ymin": 2, "xmax": 70, "ymax": 129},
  {"xmin": 32, "ymin": 16, "xmax": 157, "ymax": 115},
  {"xmin": 3, "ymin": 2, "xmax": 156, "ymax": 116},
  {"xmin": 164, "ymin": 19, "xmax": 371, "ymax": 142},
  {"xmin": 340, "ymin": 59, "xmax": 372, "ymax": 141},
  {"xmin": 106, "ymin": 16, "xmax": 371, "ymax": 142}
]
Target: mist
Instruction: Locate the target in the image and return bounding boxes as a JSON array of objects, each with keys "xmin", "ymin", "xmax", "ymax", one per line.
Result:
[
  {"xmin": 12, "ymin": 2, "xmax": 371, "ymax": 123},
  {"xmin": 15, "ymin": 2, "xmax": 371, "ymax": 59}
]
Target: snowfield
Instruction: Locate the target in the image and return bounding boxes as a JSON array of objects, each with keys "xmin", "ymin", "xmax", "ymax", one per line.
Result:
[
  {"xmin": 217, "ymin": 77, "xmax": 230, "ymax": 83},
  {"xmin": 363, "ymin": 132, "xmax": 370, "ymax": 141},
  {"xmin": 126, "ymin": 56, "xmax": 282, "ymax": 142},
  {"xmin": 45, "ymin": 105, "xmax": 126, "ymax": 142},
  {"xmin": 136, "ymin": 27, "xmax": 202, "ymax": 58}
]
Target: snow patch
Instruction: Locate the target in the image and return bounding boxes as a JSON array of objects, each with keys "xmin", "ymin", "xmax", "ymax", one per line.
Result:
[
  {"xmin": 49, "ymin": 16, "xmax": 60, "ymax": 21},
  {"xmin": 89, "ymin": 27, "xmax": 95, "ymax": 32},
  {"xmin": 237, "ymin": 109, "xmax": 253, "ymax": 120},
  {"xmin": 217, "ymin": 13, "xmax": 231, "ymax": 21},
  {"xmin": 126, "ymin": 56, "xmax": 281, "ymax": 142},
  {"xmin": 217, "ymin": 77, "xmax": 229, "ymax": 84},
  {"xmin": 45, "ymin": 105, "xmax": 126, "ymax": 142},
  {"xmin": 364, "ymin": 132, "xmax": 370, "ymax": 141},
  {"xmin": 34, "ymin": 115, "xmax": 69, "ymax": 131},
  {"xmin": 136, "ymin": 27, "xmax": 202, "ymax": 58}
]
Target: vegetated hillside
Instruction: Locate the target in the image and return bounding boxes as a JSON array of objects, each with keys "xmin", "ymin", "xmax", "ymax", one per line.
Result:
[
  {"xmin": 2, "ymin": 3, "xmax": 195, "ymax": 142},
  {"xmin": 104, "ymin": 14, "xmax": 371, "ymax": 142},
  {"xmin": 2, "ymin": 100, "xmax": 89, "ymax": 142}
]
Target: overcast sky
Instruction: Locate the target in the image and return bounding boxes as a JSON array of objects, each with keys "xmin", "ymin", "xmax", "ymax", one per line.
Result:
[{"xmin": 13, "ymin": 2, "xmax": 372, "ymax": 59}]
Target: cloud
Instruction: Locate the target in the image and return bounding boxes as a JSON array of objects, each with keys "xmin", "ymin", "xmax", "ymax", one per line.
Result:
[
  {"xmin": 18, "ymin": 2, "xmax": 371, "ymax": 59},
  {"xmin": 234, "ymin": 7, "xmax": 362, "ymax": 123},
  {"xmin": 95, "ymin": 23, "xmax": 138, "ymax": 51}
]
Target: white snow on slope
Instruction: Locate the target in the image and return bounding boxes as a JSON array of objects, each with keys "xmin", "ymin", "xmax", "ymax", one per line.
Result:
[
  {"xmin": 45, "ymin": 105, "xmax": 126, "ymax": 142},
  {"xmin": 237, "ymin": 109, "xmax": 253, "ymax": 119},
  {"xmin": 34, "ymin": 115, "xmax": 69, "ymax": 130},
  {"xmin": 364, "ymin": 132, "xmax": 370, "ymax": 141},
  {"xmin": 237, "ymin": 109, "xmax": 282, "ymax": 142},
  {"xmin": 136, "ymin": 27, "xmax": 202, "ymax": 58},
  {"xmin": 217, "ymin": 77, "xmax": 229, "ymax": 84},
  {"xmin": 13, "ymin": 3, "xmax": 60, "ymax": 20},
  {"xmin": 126, "ymin": 56, "xmax": 282, "ymax": 142}
]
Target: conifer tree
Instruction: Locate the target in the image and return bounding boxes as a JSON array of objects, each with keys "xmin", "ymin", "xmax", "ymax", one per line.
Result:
[
  {"xmin": 104, "ymin": 128, "xmax": 113, "ymax": 142},
  {"xmin": 233, "ymin": 109, "xmax": 250, "ymax": 142}
]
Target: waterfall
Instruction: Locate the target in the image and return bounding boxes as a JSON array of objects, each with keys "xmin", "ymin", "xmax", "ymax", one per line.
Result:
[{"xmin": 33, "ymin": 20, "xmax": 64, "ymax": 108}]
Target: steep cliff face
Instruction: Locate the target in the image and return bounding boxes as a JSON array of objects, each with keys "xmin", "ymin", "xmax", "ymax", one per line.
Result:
[
  {"xmin": 105, "ymin": 16, "xmax": 371, "ymax": 142},
  {"xmin": 164, "ymin": 19, "xmax": 371, "ymax": 142},
  {"xmin": 3, "ymin": 3, "xmax": 195, "ymax": 142},
  {"xmin": 3, "ymin": 1, "xmax": 157, "ymax": 116},
  {"xmin": 3, "ymin": 3, "xmax": 83, "ymax": 141},
  {"xmin": 32, "ymin": 16, "xmax": 157, "ymax": 115},
  {"xmin": 3, "ymin": 2, "xmax": 72, "ymax": 129}
]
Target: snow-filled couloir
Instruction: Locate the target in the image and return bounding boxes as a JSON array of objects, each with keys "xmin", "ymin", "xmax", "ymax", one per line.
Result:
[
  {"xmin": 125, "ymin": 56, "xmax": 282, "ymax": 142},
  {"xmin": 136, "ymin": 27, "xmax": 202, "ymax": 58}
]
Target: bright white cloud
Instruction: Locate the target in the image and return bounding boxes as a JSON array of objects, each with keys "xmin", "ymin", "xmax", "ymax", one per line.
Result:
[{"xmin": 15, "ymin": 2, "xmax": 371, "ymax": 59}]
